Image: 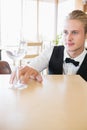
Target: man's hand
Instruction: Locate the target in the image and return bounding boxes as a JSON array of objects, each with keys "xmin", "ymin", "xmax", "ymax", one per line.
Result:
[{"xmin": 10, "ymin": 66, "xmax": 43, "ymax": 84}]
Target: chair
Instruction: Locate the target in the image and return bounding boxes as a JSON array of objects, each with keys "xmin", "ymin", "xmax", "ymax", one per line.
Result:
[
  {"xmin": 21, "ymin": 41, "xmax": 43, "ymax": 65},
  {"xmin": 0, "ymin": 61, "xmax": 11, "ymax": 74}
]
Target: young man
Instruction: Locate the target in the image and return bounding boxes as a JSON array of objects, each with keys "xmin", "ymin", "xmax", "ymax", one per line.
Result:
[{"xmin": 10, "ymin": 10, "xmax": 87, "ymax": 84}]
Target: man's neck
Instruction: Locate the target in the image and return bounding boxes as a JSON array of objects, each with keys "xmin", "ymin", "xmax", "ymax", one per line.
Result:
[{"xmin": 67, "ymin": 48, "xmax": 84, "ymax": 58}]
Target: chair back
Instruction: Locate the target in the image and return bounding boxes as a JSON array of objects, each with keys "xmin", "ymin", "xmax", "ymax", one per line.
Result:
[
  {"xmin": 21, "ymin": 41, "xmax": 43, "ymax": 65},
  {"xmin": 24, "ymin": 41, "xmax": 43, "ymax": 58},
  {"xmin": 0, "ymin": 61, "xmax": 11, "ymax": 74}
]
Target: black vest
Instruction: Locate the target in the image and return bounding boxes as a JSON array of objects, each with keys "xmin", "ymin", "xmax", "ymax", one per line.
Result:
[{"xmin": 48, "ymin": 46, "xmax": 87, "ymax": 81}]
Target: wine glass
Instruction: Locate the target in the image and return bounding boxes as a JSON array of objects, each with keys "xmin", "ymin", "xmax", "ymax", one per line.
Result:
[{"xmin": 6, "ymin": 40, "xmax": 27, "ymax": 89}]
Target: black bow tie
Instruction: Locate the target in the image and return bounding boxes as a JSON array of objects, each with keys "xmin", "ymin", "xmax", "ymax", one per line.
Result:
[{"xmin": 65, "ymin": 58, "xmax": 79, "ymax": 66}]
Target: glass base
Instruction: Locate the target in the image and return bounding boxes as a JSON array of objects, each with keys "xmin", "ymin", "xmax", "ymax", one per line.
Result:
[{"xmin": 10, "ymin": 79, "xmax": 27, "ymax": 89}]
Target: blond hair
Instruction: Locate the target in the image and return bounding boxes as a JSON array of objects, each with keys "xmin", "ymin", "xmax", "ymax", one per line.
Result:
[{"xmin": 66, "ymin": 10, "xmax": 87, "ymax": 34}]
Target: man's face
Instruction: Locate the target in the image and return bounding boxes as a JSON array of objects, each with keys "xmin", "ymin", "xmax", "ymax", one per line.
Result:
[{"xmin": 63, "ymin": 19, "xmax": 86, "ymax": 53}]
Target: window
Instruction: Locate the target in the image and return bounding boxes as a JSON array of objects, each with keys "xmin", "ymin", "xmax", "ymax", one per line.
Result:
[
  {"xmin": 39, "ymin": 1, "xmax": 56, "ymax": 41},
  {"xmin": 57, "ymin": 0, "xmax": 75, "ymax": 34},
  {"xmin": 0, "ymin": 0, "xmax": 21, "ymax": 46},
  {"xmin": 0, "ymin": 0, "xmax": 57, "ymax": 47},
  {"xmin": 23, "ymin": 0, "xmax": 37, "ymax": 41}
]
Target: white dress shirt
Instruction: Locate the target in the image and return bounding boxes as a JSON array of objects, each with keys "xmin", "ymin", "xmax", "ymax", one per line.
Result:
[
  {"xmin": 29, "ymin": 45, "xmax": 54, "ymax": 72},
  {"xmin": 29, "ymin": 45, "xmax": 87, "ymax": 75}
]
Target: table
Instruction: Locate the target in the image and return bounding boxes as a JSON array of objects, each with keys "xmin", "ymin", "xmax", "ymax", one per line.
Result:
[{"xmin": 0, "ymin": 75, "xmax": 87, "ymax": 130}]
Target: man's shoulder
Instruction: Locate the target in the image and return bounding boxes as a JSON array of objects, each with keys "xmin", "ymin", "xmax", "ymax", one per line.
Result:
[{"xmin": 54, "ymin": 45, "xmax": 64, "ymax": 50}]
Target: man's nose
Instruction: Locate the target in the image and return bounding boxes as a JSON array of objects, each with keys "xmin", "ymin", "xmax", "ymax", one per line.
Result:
[{"xmin": 67, "ymin": 33, "xmax": 73, "ymax": 41}]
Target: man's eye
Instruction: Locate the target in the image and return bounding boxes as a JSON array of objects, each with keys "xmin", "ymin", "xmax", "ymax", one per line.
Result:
[
  {"xmin": 63, "ymin": 31, "xmax": 68, "ymax": 35},
  {"xmin": 72, "ymin": 31, "xmax": 78, "ymax": 34}
]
